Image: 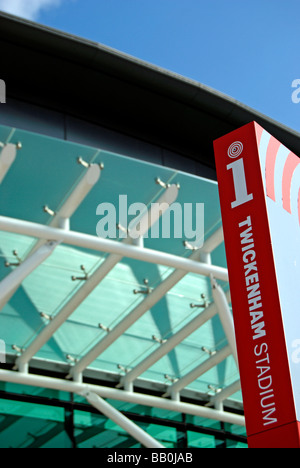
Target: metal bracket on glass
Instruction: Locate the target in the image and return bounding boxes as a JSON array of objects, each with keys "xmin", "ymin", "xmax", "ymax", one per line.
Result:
[
  {"xmin": 164, "ymin": 374, "xmax": 178, "ymax": 384},
  {"xmin": 155, "ymin": 177, "xmax": 180, "ymax": 190},
  {"xmin": 0, "ymin": 141, "xmax": 22, "ymax": 150},
  {"xmin": 4, "ymin": 250, "xmax": 22, "ymax": 267},
  {"xmin": 71, "ymin": 265, "xmax": 88, "ymax": 282},
  {"xmin": 207, "ymin": 384, "xmax": 222, "ymax": 395},
  {"xmin": 12, "ymin": 344, "xmax": 24, "ymax": 354},
  {"xmin": 183, "ymin": 240, "xmax": 199, "ymax": 251},
  {"xmin": 66, "ymin": 354, "xmax": 78, "ymax": 363},
  {"xmin": 190, "ymin": 293, "xmax": 209, "ymax": 309},
  {"xmin": 77, "ymin": 156, "xmax": 104, "ymax": 170},
  {"xmin": 117, "ymin": 223, "xmax": 129, "ymax": 235},
  {"xmin": 155, "ymin": 177, "xmax": 170, "ymax": 189},
  {"xmin": 152, "ymin": 335, "xmax": 167, "ymax": 345},
  {"xmin": 133, "ymin": 279, "xmax": 152, "ymax": 295},
  {"xmin": 201, "ymin": 346, "xmax": 217, "ymax": 357},
  {"xmin": 43, "ymin": 205, "xmax": 56, "ymax": 217},
  {"xmin": 99, "ymin": 323, "xmax": 111, "ymax": 333},
  {"xmin": 117, "ymin": 364, "xmax": 130, "ymax": 374},
  {"xmin": 40, "ymin": 312, "xmax": 53, "ymax": 321}
]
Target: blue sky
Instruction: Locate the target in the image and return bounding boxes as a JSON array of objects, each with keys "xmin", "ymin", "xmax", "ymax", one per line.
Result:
[{"xmin": 0, "ymin": 0, "xmax": 300, "ymax": 133}]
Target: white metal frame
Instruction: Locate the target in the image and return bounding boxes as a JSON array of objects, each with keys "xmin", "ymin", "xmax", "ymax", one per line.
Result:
[
  {"xmin": 69, "ymin": 249, "xmax": 203, "ymax": 382},
  {"xmin": 164, "ymin": 344, "xmax": 232, "ymax": 401},
  {"xmin": 81, "ymin": 389, "xmax": 164, "ymax": 448},
  {"xmin": 0, "ymin": 369, "xmax": 245, "ymax": 427},
  {"xmin": 0, "ymin": 163, "xmax": 102, "ymax": 310},
  {"xmin": 14, "ymin": 185, "xmax": 179, "ymax": 373},
  {"xmin": 211, "ymin": 276, "xmax": 238, "ymax": 364},
  {"xmin": 207, "ymin": 380, "xmax": 241, "ymax": 409},
  {"xmin": 0, "ymin": 216, "xmax": 228, "ymax": 281},
  {"xmin": 0, "ymin": 240, "xmax": 59, "ymax": 310},
  {"xmin": 0, "ymin": 143, "xmax": 19, "ymax": 184},
  {"xmin": 0, "ymin": 204, "xmax": 243, "ymax": 446},
  {"xmin": 119, "ymin": 288, "xmax": 231, "ymax": 391}
]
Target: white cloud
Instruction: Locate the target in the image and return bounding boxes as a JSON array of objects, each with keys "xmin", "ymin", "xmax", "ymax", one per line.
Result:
[{"xmin": 0, "ymin": 0, "xmax": 62, "ymax": 21}]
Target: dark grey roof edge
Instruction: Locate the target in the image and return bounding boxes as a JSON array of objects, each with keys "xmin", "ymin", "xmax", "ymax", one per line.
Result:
[{"xmin": 0, "ymin": 10, "xmax": 299, "ymax": 159}]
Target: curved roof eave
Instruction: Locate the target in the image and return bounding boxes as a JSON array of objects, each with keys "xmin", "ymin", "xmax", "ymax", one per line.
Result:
[{"xmin": 0, "ymin": 11, "xmax": 299, "ymax": 167}]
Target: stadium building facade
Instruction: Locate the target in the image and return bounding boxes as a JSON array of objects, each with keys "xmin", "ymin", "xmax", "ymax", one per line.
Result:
[{"xmin": 0, "ymin": 12, "xmax": 299, "ymax": 448}]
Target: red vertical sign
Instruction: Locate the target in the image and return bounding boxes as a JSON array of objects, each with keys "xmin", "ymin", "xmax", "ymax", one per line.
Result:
[{"xmin": 214, "ymin": 122, "xmax": 300, "ymax": 448}]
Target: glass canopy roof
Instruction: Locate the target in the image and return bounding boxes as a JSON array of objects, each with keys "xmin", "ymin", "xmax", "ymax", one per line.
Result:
[{"xmin": 0, "ymin": 124, "xmax": 242, "ymax": 410}]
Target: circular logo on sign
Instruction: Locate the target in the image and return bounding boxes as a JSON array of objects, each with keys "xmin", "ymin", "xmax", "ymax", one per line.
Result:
[{"xmin": 228, "ymin": 141, "xmax": 243, "ymax": 158}]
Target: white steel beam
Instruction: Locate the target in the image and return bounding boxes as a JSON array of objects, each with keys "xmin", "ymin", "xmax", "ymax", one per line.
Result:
[
  {"xmin": 15, "ymin": 186, "xmax": 179, "ymax": 371},
  {"xmin": 15, "ymin": 252, "xmax": 122, "ymax": 372},
  {"xmin": 28, "ymin": 163, "xmax": 102, "ymax": 256},
  {"xmin": 0, "ymin": 369, "xmax": 245, "ymax": 426},
  {"xmin": 164, "ymin": 345, "xmax": 232, "ymax": 399},
  {"xmin": 69, "ymin": 225, "xmax": 226, "ymax": 381},
  {"xmin": 70, "ymin": 224, "xmax": 226, "ymax": 381},
  {"xmin": 69, "ymin": 259, "xmax": 200, "ymax": 381},
  {"xmin": 211, "ymin": 277, "xmax": 238, "ymax": 364},
  {"xmin": 81, "ymin": 389, "xmax": 164, "ymax": 448},
  {"xmin": 0, "ymin": 241, "xmax": 59, "ymax": 312},
  {"xmin": 129, "ymin": 184, "xmax": 179, "ymax": 239},
  {"xmin": 120, "ymin": 291, "xmax": 230, "ymax": 389},
  {"xmin": 0, "ymin": 143, "xmax": 18, "ymax": 184},
  {"xmin": 53, "ymin": 164, "xmax": 102, "ymax": 223},
  {"xmin": 201, "ymin": 226, "xmax": 223, "ymax": 253},
  {"xmin": 0, "ymin": 164, "xmax": 102, "ymax": 311},
  {"xmin": 0, "ymin": 216, "xmax": 229, "ymax": 281},
  {"xmin": 207, "ymin": 379, "xmax": 241, "ymax": 408}
]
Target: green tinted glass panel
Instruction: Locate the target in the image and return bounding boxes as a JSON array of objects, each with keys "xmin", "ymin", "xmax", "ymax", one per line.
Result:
[
  {"xmin": 0, "ymin": 123, "xmax": 241, "ymax": 410},
  {"xmin": 0, "ymin": 398, "xmax": 71, "ymax": 448}
]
